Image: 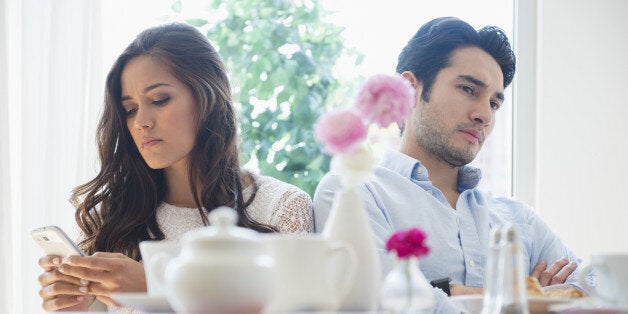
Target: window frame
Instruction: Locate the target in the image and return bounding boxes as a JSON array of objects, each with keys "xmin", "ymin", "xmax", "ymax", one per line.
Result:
[{"xmin": 512, "ymin": 0, "xmax": 538, "ymax": 206}]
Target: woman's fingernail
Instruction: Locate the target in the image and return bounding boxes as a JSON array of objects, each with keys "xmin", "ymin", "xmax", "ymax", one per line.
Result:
[
  {"xmin": 52, "ymin": 257, "xmax": 60, "ymax": 265},
  {"xmin": 77, "ymin": 296, "xmax": 84, "ymax": 302},
  {"xmin": 58, "ymin": 267, "xmax": 65, "ymax": 274},
  {"xmin": 80, "ymin": 279, "xmax": 89, "ymax": 285},
  {"xmin": 79, "ymin": 286, "xmax": 89, "ymax": 293}
]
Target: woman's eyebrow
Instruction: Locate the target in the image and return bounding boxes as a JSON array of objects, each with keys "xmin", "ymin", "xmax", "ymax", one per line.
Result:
[{"xmin": 121, "ymin": 83, "xmax": 173, "ymax": 101}]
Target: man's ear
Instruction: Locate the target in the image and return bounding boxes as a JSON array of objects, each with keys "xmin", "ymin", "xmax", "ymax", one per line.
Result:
[
  {"xmin": 401, "ymin": 71, "xmax": 420, "ymax": 88},
  {"xmin": 401, "ymin": 71, "xmax": 422, "ymax": 106}
]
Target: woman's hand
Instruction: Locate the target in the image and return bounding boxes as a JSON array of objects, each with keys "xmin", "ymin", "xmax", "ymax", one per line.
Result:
[
  {"xmin": 38, "ymin": 255, "xmax": 90, "ymax": 312},
  {"xmin": 59, "ymin": 252, "xmax": 147, "ymax": 307}
]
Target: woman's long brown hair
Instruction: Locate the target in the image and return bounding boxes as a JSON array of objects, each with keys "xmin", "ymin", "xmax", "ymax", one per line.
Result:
[{"xmin": 72, "ymin": 23, "xmax": 275, "ymax": 260}]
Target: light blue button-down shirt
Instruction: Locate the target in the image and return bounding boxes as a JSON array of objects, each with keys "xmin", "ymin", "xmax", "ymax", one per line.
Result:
[{"xmin": 313, "ymin": 150, "xmax": 591, "ymax": 313}]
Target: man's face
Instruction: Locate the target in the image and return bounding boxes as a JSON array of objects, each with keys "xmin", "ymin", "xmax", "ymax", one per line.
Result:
[{"xmin": 410, "ymin": 46, "xmax": 505, "ymax": 167}]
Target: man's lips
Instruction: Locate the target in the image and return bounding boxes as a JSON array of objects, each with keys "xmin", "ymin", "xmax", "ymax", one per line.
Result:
[
  {"xmin": 141, "ymin": 137, "xmax": 162, "ymax": 148},
  {"xmin": 459, "ymin": 129, "xmax": 483, "ymax": 144}
]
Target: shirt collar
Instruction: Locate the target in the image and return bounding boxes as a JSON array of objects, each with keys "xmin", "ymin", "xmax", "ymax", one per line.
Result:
[
  {"xmin": 457, "ymin": 166, "xmax": 482, "ymax": 192},
  {"xmin": 380, "ymin": 149, "xmax": 482, "ymax": 192}
]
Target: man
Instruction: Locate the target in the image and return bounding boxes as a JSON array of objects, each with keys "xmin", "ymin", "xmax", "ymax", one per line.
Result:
[{"xmin": 313, "ymin": 17, "xmax": 591, "ymax": 313}]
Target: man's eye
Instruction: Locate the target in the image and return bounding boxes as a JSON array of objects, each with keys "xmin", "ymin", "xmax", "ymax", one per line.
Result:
[
  {"xmin": 490, "ymin": 102, "xmax": 501, "ymax": 110},
  {"xmin": 461, "ymin": 85, "xmax": 474, "ymax": 95}
]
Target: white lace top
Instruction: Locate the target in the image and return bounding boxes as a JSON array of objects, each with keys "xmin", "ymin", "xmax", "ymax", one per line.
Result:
[
  {"xmin": 101, "ymin": 173, "xmax": 313, "ymax": 313},
  {"xmin": 156, "ymin": 172, "xmax": 313, "ymax": 239}
]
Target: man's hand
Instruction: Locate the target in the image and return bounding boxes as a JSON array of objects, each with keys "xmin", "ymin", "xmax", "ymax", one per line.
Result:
[
  {"xmin": 530, "ymin": 257, "xmax": 578, "ymax": 286},
  {"xmin": 450, "ymin": 284, "xmax": 483, "ymax": 295}
]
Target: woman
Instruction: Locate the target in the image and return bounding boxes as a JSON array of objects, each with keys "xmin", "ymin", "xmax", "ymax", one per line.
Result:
[{"xmin": 36, "ymin": 23, "xmax": 313, "ymax": 311}]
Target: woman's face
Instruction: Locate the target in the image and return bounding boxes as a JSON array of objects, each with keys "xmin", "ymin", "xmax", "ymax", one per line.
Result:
[{"xmin": 120, "ymin": 55, "xmax": 198, "ymax": 170}]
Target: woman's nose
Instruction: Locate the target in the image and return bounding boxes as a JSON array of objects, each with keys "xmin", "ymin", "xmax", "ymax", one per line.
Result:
[{"xmin": 133, "ymin": 106, "xmax": 154, "ymax": 129}]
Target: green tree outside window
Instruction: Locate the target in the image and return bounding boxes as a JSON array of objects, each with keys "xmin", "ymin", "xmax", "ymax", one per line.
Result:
[{"xmin": 170, "ymin": 0, "xmax": 363, "ymax": 196}]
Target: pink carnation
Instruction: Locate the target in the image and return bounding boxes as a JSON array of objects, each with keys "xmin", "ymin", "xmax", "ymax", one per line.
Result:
[
  {"xmin": 355, "ymin": 74, "xmax": 415, "ymax": 128},
  {"xmin": 385, "ymin": 227, "xmax": 430, "ymax": 259},
  {"xmin": 314, "ymin": 109, "xmax": 367, "ymax": 155}
]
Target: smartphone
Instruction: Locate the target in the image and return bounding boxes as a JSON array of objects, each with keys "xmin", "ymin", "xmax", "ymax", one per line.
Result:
[{"xmin": 31, "ymin": 225, "xmax": 86, "ymax": 260}]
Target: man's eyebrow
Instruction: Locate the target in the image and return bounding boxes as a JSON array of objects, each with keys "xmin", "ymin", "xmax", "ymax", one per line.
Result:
[
  {"xmin": 458, "ymin": 75, "xmax": 486, "ymax": 88},
  {"xmin": 120, "ymin": 83, "xmax": 172, "ymax": 101},
  {"xmin": 495, "ymin": 92, "xmax": 504, "ymax": 102},
  {"xmin": 457, "ymin": 75, "xmax": 504, "ymax": 101}
]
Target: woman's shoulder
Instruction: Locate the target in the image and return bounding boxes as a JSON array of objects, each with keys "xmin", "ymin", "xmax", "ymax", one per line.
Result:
[
  {"xmin": 250, "ymin": 172, "xmax": 309, "ymax": 197},
  {"xmin": 245, "ymin": 172, "xmax": 313, "ymax": 233}
]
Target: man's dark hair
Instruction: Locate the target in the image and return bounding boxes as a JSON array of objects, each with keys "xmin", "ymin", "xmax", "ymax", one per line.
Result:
[{"xmin": 396, "ymin": 17, "xmax": 516, "ymax": 102}]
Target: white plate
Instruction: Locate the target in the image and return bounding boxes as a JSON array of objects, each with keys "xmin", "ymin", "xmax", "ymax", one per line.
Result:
[
  {"xmin": 548, "ymin": 297, "xmax": 628, "ymax": 314},
  {"xmin": 111, "ymin": 292, "xmax": 174, "ymax": 313},
  {"xmin": 450, "ymin": 294, "xmax": 573, "ymax": 314}
]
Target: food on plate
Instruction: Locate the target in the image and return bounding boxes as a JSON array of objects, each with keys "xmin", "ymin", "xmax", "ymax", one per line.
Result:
[
  {"xmin": 525, "ymin": 276, "xmax": 585, "ymax": 299},
  {"xmin": 543, "ymin": 286, "xmax": 585, "ymax": 299},
  {"xmin": 526, "ymin": 275, "xmax": 545, "ymax": 296}
]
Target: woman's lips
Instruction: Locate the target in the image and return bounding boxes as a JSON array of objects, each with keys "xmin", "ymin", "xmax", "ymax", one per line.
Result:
[{"xmin": 141, "ymin": 138, "xmax": 162, "ymax": 148}]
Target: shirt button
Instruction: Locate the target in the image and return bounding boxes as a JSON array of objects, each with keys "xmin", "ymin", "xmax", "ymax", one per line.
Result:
[
  {"xmin": 469, "ymin": 259, "xmax": 475, "ymax": 267},
  {"xmin": 456, "ymin": 216, "xmax": 460, "ymax": 224},
  {"xmin": 427, "ymin": 190, "xmax": 433, "ymax": 195}
]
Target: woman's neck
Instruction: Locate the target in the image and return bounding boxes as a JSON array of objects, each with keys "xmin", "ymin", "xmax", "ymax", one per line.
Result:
[{"xmin": 163, "ymin": 162, "xmax": 197, "ymax": 208}]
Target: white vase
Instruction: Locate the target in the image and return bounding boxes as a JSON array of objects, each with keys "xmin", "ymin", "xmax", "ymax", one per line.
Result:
[
  {"xmin": 380, "ymin": 256, "xmax": 435, "ymax": 314},
  {"xmin": 322, "ymin": 186, "xmax": 381, "ymax": 311}
]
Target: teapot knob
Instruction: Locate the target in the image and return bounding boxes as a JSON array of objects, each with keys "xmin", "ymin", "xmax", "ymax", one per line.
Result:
[{"xmin": 208, "ymin": 206, "xmax": 238, "ymax": 231}]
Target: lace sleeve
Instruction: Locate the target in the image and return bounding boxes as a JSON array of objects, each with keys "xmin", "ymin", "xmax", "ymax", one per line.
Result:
[{"xmin": 270, "ymin": 188, "xmax": 314, "ymax": 234}]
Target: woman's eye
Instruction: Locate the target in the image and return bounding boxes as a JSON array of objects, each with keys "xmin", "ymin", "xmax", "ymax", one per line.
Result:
[
  {"xmin": 461, "ymin": 85, "xmax": 474, "ymax": 95},
  {"xmin": 125, "ymin": 108, "xmax": 137, "ymax": 116},
  {"xmin": 152, "ymin": 97, "xmax": 170, "ymax": 106}
]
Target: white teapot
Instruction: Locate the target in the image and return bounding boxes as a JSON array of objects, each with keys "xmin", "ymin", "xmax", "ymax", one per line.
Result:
[{"xmin": 161, "ymin": 206, "xmax": 276, "ymax": 314}]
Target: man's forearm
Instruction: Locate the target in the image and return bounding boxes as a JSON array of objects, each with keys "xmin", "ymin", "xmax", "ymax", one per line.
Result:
[{"xmin": 450, "ymin": 284, "xmax": 483, "ymax": 295}]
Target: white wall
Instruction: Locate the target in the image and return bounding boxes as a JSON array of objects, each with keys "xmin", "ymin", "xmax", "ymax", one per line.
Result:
[
  {"xmin": 0, "ymin": 0, "xmax": 11, "ymax": 308},
  {"xmin": 534, "ymin": 0, "xmax": 628, "ymax": 257}
]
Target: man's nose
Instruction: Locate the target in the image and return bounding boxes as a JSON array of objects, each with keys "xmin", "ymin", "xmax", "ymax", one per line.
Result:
[{"xmin": 469, "ymin": 99, "xmax": 493, "ymax": 126}]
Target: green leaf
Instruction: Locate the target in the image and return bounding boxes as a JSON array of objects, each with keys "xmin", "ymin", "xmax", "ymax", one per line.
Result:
[
  {"xmin": 171, "ymin": 0, "xmax": 182, "ymax": 13},
  {"xmin": 186, "ymin": 18, "xmax": 208, "ymax": 27},
  {"xmin": 257, "ymin": 79, "xmax": 275, "ymax": 99},
  {"xmin": 307, "ymin": 155, "xmax": 324, "ymax": 170},
  {"xmin": 355, "ymin": 53, "xmax": 365, "ymax": 66},
  {"xmin": 276, "ymin": 89, "xmax": 291, "ymax": 104}
]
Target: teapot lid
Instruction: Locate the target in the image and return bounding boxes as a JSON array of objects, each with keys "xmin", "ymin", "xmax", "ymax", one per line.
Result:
[{"xmin": 181, "ymin": 206, "xmax": 261, "ymax": 244}]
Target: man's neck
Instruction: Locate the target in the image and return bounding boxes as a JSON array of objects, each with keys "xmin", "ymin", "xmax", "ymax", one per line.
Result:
[{"xmin": 399, "ymin": 141, "xmax": 460, "ymax": 208}]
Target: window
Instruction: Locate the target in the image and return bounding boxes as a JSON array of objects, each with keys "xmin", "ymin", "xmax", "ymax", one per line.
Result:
[{"xmin": 102, "ymin": 0, "xmax": 515, "ymax": 196}]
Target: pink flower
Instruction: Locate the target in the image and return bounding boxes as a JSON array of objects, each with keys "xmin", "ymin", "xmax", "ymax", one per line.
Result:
[
  {"xmin": 386, "ymin": 227, "xmax": 430, "ymax": 259},
  {"xmin": 314, "ymin": 109, "xmax": 367, "ymax": 155},
  {"xmin": 355, "ymin": 74, "xmax": 415, "ymax": 128}
]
